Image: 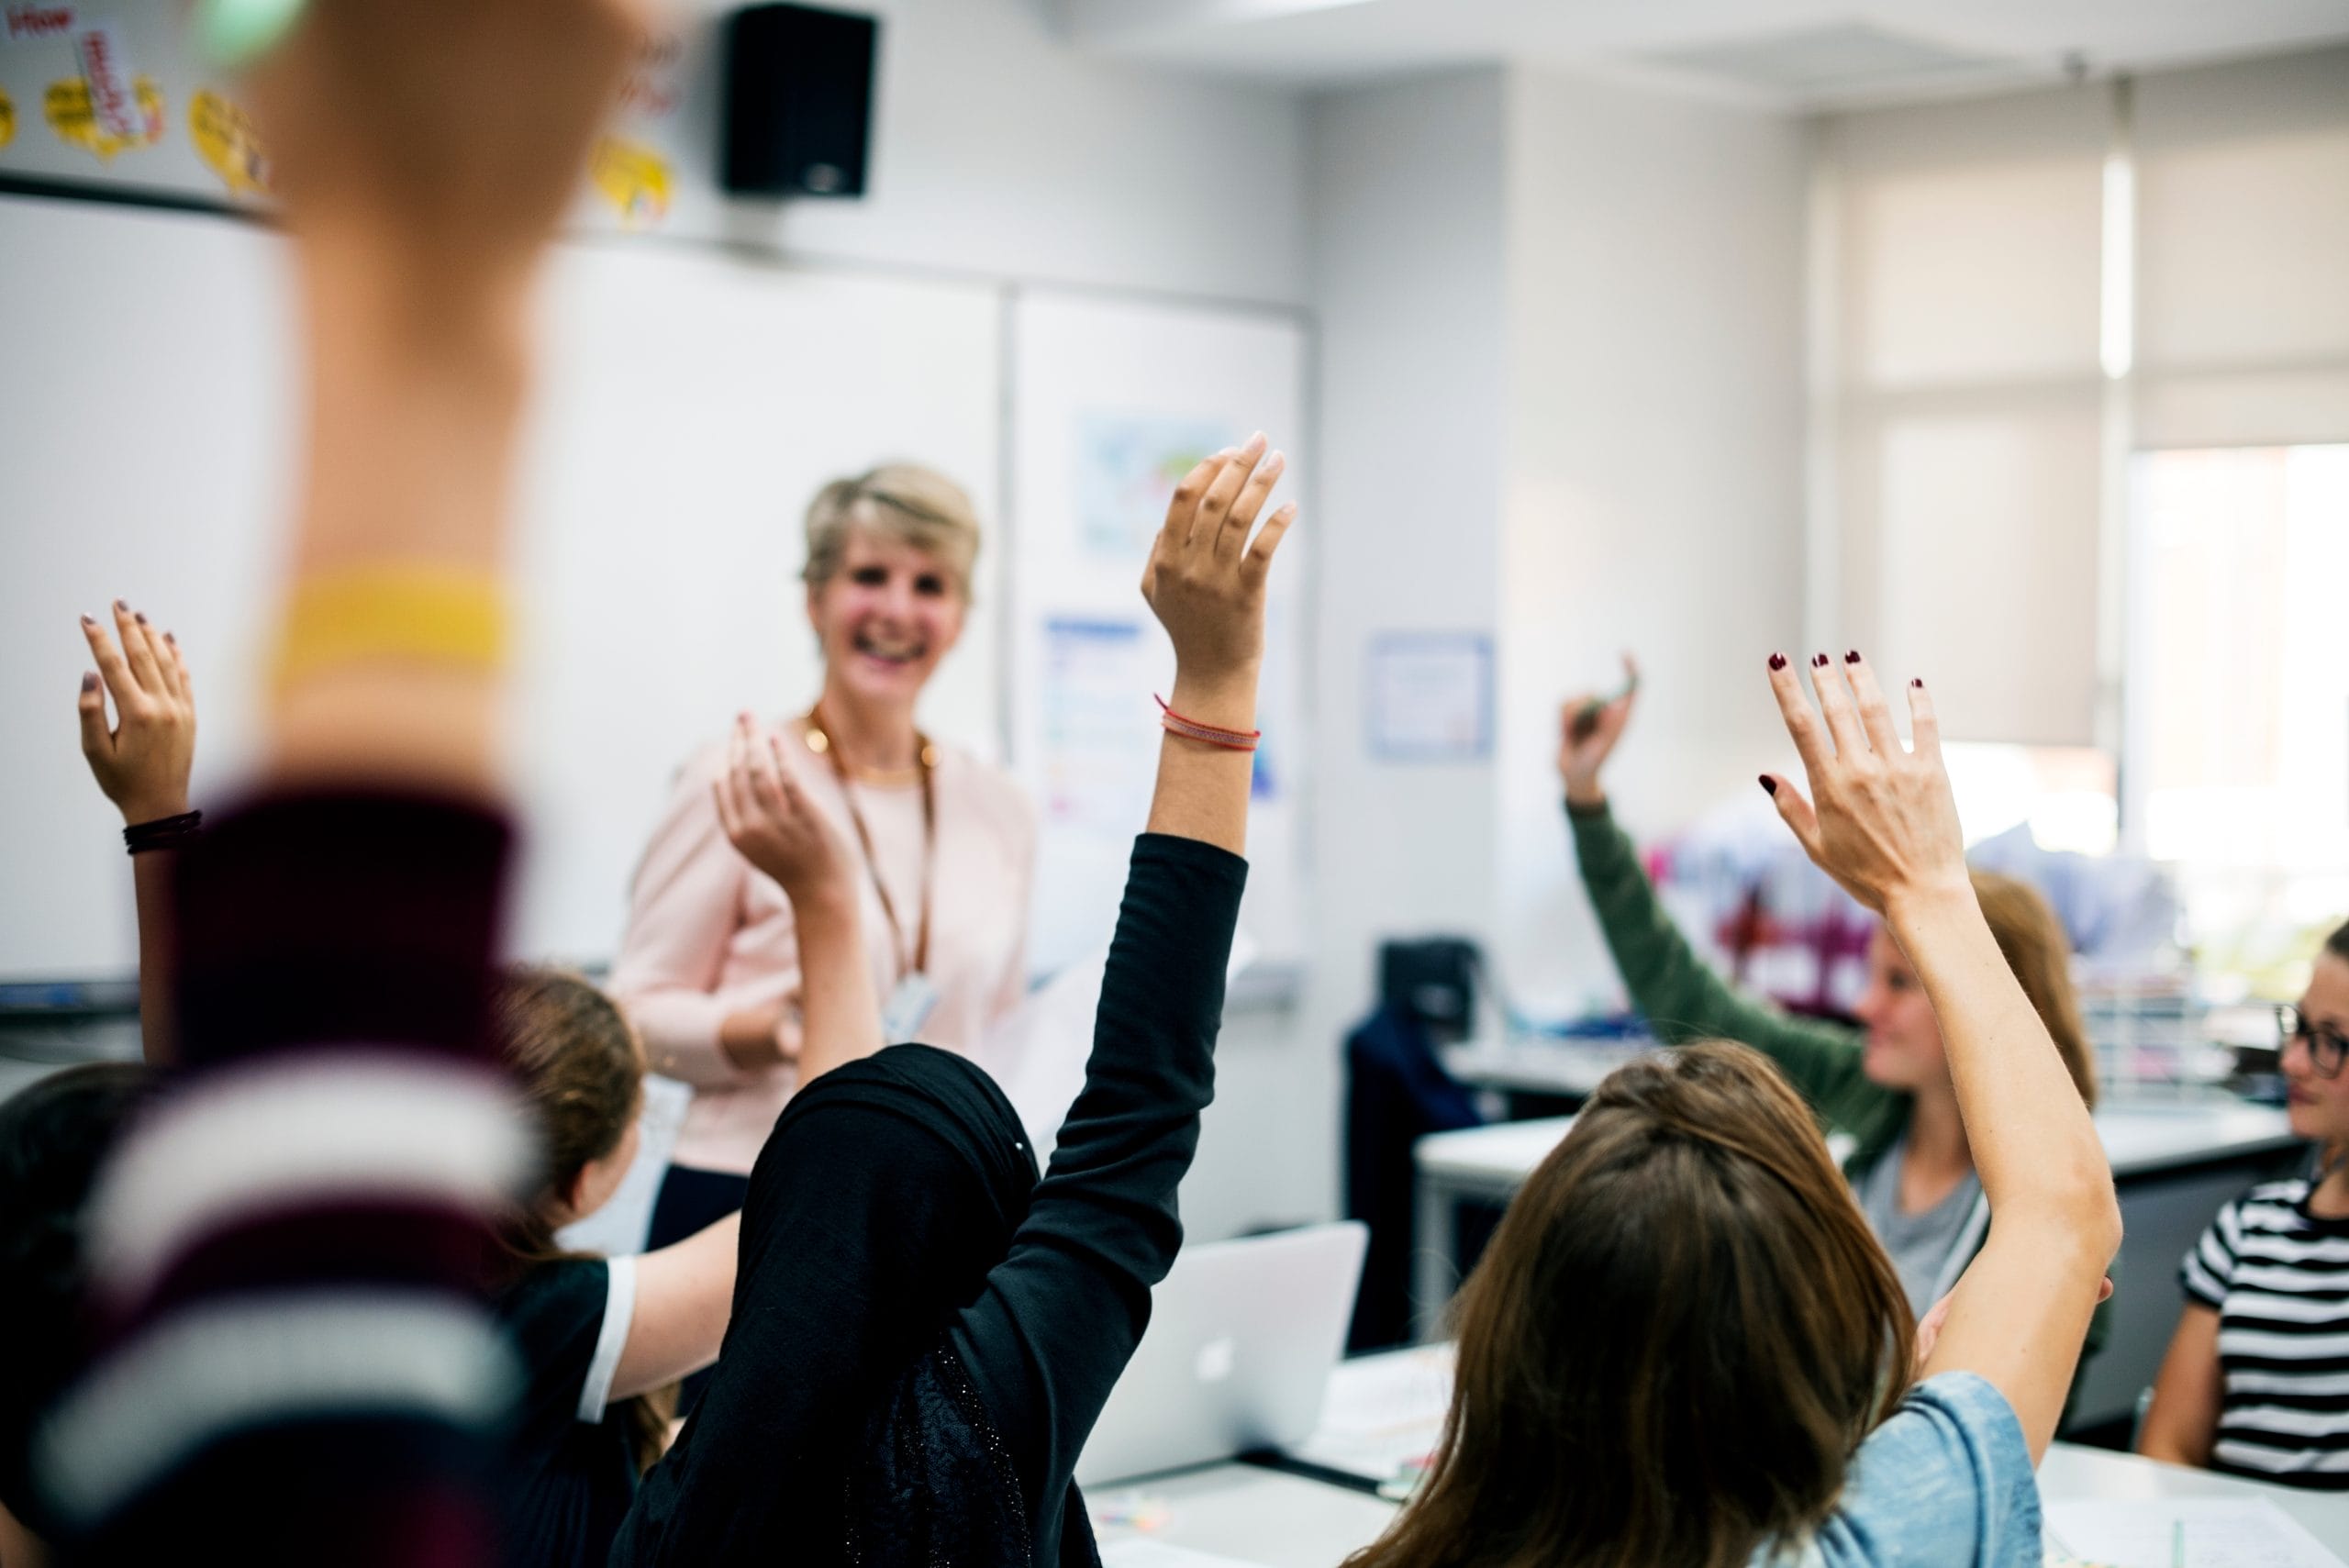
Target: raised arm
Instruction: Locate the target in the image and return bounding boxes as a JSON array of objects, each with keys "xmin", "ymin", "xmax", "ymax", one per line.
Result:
[
  {"xmin": 38, "ymin": 4, "xmax": 647, "ymax": 1558},
  {"xmin": 607, "ymin": 751, "xmax": 776, "ymax": 1086},
  {"xmin": 949, "ymin": 434, "xmax": 1297, "ymax": 1518},
  {"xmin": 74, "ymin": 606, "xmax": 196, "ymax": 1065},
  {"xmin": 710, "ymin": 713, "xmax": 884, "ymax": 1085},
  {"xmin": 1560, "ymin": 670, "xmax": 1867, "ymax": 1100},
  {"xmin": 1762, "ymin": 652, "xmax": 2121, "ymax": 1459}
]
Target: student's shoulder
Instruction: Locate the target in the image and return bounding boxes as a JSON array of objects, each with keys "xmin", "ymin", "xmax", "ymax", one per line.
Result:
[
  {"xmin": 1796, "ymin": 1373, "xmax": 2037, "ymax": 1568},
  {"xmin": 495, "ymin": 1255, "xmax": 610, "ymax": 1334},
  {"xmin": 2225, "ymin": 1177, "xmax": 2318, "ymax": 1233}
]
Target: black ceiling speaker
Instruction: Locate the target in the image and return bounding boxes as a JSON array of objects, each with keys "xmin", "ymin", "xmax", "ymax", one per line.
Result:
[{"xmin": 722, "ymin": 4, "xmax": 879, "ymax": 197}]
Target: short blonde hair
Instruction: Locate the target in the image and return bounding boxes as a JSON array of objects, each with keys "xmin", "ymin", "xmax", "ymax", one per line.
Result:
[{"xmin": 801, "ymin": 464, "xmax": 982, "ymax": 602}]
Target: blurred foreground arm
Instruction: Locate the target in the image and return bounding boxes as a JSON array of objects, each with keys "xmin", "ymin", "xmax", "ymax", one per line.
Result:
[{"xmin": 37, "ymin": 4, "xmax": 644, "ymax": 1562}]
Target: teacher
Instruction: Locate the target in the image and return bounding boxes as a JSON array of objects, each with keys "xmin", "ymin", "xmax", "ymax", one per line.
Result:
[{"xmin": 612, "ymin": 464, "xmax": 1035, "ymax": 1254}]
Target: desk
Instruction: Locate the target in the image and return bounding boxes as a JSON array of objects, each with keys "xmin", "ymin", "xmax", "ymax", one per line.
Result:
[
  {"xmin": 1091, "ymin": 1351, "xmax": 2349, "ymax": 1566},
  {"xmin": 1412, "ymin": 1101, "xmax": 2305, "ymax": 1426},
  {"xmin": 1091, "ymin": 1463, "xmax": 1397, "ymax": 1567},
  {"xmin": 1092, "ymin": 1447, "xmax": 2349, "ymax": 1567},
  {"xmin": 1440, "ymin": 1037, "xmax": 1650, "ymax": 1107}
]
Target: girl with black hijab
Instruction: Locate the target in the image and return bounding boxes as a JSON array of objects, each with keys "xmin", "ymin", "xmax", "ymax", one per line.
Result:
[{"xmin": 611, "ymin": 433, "xmax": 1298, "ymax": 1567}]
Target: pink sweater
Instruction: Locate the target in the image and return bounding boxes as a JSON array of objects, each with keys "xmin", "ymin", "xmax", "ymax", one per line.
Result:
[{"xmin": 608, "ymin": 720, "xmax": 1036, "ymax": 1175}]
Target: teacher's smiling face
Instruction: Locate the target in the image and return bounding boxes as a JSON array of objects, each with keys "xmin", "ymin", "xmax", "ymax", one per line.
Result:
[{"xmin": 807, "ymin": 526, "xmax": 968, "ymax": 706}]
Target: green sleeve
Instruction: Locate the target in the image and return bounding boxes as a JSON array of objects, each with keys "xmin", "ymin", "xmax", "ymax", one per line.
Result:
[{"xmin": 1568, "ymin": 799, "xmax": 1891, "ymax": 1133}]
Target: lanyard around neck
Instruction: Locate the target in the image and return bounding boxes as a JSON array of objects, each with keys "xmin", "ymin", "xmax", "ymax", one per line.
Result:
[{"xmin": 804, "ymin": 704, "xmax": 936, "ymax": 980}]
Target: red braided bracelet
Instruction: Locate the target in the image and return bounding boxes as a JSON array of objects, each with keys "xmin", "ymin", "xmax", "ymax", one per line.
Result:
[{"xmin": 1155, "ymin": 695, "xmax": 1261, "ymax": 752}]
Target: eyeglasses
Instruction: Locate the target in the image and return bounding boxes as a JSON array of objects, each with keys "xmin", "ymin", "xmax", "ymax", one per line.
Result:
[{"xmin": 2278, "ymin": 1004, "xmax": 2349, "ymax": 1079}]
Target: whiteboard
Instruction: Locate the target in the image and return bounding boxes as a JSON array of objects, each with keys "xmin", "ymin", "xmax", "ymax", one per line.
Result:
[
  {"xmin": 1007, "ymin": 290, "xmax": 1310, "ymax": 973},
  {"xmin": 0, "ymin": 194, "xmax": 1004, "ymax": 980}
]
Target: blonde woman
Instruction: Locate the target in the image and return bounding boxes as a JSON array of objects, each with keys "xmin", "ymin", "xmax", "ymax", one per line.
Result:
[{"xmin": 612, "ymin": 466, "xmax": 1035, "ymax": 1263}]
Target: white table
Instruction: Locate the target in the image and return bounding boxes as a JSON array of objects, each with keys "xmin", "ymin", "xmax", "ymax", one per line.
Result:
[
  {"xmin": 1095, "ymin": 1448, "xmax": 2349, "ymax": 1567},
  {"xmin": 1090, "ymin": 1463, "xmax": 1398, "ymax": 1568},
  {"xmin": 2039, "ymin": 1443, "xmax": 2349, "ymax": 1558},
  {"xmin": 1092, "ymin": 1351, "xmax": 2349, "ymax": 1566},
  {"xmin": 1440, "ymin": 1037, "xmax": 1652, "ymax": 1102},
  {"xmin": 1411, "ymin": 1099, "xmax": 2304, "ymax": 1426}
]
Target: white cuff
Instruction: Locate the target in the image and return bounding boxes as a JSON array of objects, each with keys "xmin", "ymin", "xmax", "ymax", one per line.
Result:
[{"xmin": 578, "ymin": 1254, "xmax": 638, "ymax": 1424}]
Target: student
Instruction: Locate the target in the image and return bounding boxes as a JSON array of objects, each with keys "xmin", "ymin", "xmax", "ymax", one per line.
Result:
[
  {"xmin": 1348, "ymin": 656, "xmax": 2122, "ymax": 1568},
  {"xmin": 610, "ymin": 434, "xmax": 1297, "ymax": 1566},
  {"xmin": 32, "ymin": 2, "xmax": 651, "ymax": 1560},
  {"xmin": 2139, "ymin": 919, "xmax": 2349, "ymax": 1487},
  {"xmin": 0, "ymin": 1063, "xmax": 154, "ymax": 1568},
  {"xmin": 1559, "ymin": 659, "xmax": 2106, "ymax": 1338},
  {"xmin": 488, "ymin": 715, "xmax": 889, "ymax": 1565},
  {"xmin": 67, "ymin": 617, "xmax": 880, "ymax": 1564}
]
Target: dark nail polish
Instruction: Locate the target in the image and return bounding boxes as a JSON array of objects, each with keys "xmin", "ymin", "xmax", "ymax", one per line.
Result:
[
  {"xmin": 1767, "ymin": 652, "xmax": 1787, "ymax": 672},
  {"xmin": 135, "ymin": 612, "xmax": 149, "ymax": 626},
  {"xmin": 114, "ymin": 599, "xmax": 127, "ymax": 613},
  {"xmin": 1844, "ymin": 650, "xmax": 1861, "ymax": 663},
  {"xmin": 1812, "ymin": 652, "xmax": 1829, "ymax": 668},
  {"xmin": 1759, "ymin": 775, "xmax": 1777, "ymax": 796},
  {"xmin": 1911, "ymin": 678, "xmax": 1924, "ymax": 689},
  {"xmin": 164, "ymin": 630, "xmax": 177, "ymax": 645},
  {"xmin": 81, "ymin": 673, "xmax": 98, "ymax": 693},
  {"xmin": 80, "ymin": 614, "xmax": 95, "ymax": 627}
]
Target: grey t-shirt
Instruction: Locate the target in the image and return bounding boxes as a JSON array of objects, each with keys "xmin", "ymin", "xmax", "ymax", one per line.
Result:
[
  {"xmin": 1852, "ymin": 1134, "xmax": 1985, "ymax": 1317},
  {"xmin": 1761, "ymin": 1373, "xmax": 2042, "ymax": 1567}
]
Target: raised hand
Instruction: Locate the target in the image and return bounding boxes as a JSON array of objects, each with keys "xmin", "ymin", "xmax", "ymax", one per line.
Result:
[
  {"xmin": 77, "ymin": 602, "xmax": 195, "ymax": 826},
  {"xmin": 710, "ymin": 714, "xmax": 850, "ymax": 911},
  {"xmin": 1761, "ymin": 652, "xmax": 1966, "ymax": 917},
  {"xmin": 245, "ymin": 0, "xmax": 650, "ymax": 283},
  {"xmin": 1139, "ymin": 431, "xmax": 1297, "ymax": 854},
  {"xmin": 1559, "ymin": 652, "xmax": 1639, "ymax": 808},
  {"xmin": 1141, "ymin": 433, "xmax": 1297, "ymax": 717}
]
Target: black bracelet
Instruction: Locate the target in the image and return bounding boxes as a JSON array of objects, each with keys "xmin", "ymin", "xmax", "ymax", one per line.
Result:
[{"xmin": 124, "ymin": 811, "xmax": 203, "ymax": 855}]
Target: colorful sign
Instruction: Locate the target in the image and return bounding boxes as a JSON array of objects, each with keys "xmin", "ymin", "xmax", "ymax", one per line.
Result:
[
  {"xmin": 592, "ymin": 137, "xmax": 673, "ymax": 228},
  {"xmin": 45, "ymin": 72, "xmax": 162, "ymax": 160},
  {"xmin": 74, "ymin": 23, "xmax": 141, "ymax": 141},
  {"xmin": 189, "ymin": 87, "xmax": 268, "ymax": 195},
  {"xmin": 4, "ymin": 5, "xmax": 78, "ymax": 42}
]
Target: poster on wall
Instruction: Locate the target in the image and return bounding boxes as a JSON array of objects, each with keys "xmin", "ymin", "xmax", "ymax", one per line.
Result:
[
  {"xmin": 1074, "ymin": 412, "xmax": 1234, "ymax": 559},
  {"xmin": 0, "ymin": 0, "xmax": 715, "ymax": 236},
  {"xmin": 1366, "ymin": 631, "xmax": 1492, "ymax": 762},
  {"xmin": 1009, "ymin": 291, "xmax": 1311, "ymax": 980}
]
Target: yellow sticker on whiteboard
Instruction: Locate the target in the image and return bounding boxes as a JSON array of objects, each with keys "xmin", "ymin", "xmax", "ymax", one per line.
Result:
[
  {"xmin": 45, "ymin": 74, "xmax": 163, "ymax": 161},
  {"xmin": 0, "ymin": 88, "xmax": 15, "ymax": 151},
  {"xmin": 592, "ymin": 138, "xmax": 672, "ymax": 228},
  {"xmin": 190, "ymin": 89, "xmax": 270, "ymax": 195}
]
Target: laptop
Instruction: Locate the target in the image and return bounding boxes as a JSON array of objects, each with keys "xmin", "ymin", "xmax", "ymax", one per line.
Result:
[{"xmin": 1075, "ymin": 1220, "xmax": 1370, "ymax": 1486}]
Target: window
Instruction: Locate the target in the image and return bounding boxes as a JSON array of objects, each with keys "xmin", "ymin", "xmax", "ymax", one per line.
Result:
[{"xmin": 2128, "ymin": 444, "xmax": 2349, "ymax": 995}]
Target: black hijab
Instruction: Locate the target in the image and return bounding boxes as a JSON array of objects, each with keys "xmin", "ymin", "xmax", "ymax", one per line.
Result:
[{"xmin": 611, "ymin": 1043, "xmax": 1094, "ymax": 1567}]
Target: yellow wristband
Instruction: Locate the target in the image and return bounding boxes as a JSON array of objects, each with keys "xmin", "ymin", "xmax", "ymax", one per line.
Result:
[{"xmin": 273, "ymin": 564, "xmax": 508, "ymax": 692}]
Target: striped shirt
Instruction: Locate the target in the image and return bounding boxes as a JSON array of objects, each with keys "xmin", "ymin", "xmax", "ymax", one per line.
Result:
[{"xmin": 2181, "ymin": 1175, "xmax": 2349, "ymax": 1488}]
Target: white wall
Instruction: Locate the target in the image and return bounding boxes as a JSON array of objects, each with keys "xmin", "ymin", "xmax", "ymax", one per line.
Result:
[
  {"xmin": 1174, "ymin": 69, "xmax": 1512, "ymax": 1242},
  {"xmin": 702, "ymin": 0, "xmax": 1309, "ymax": 306},
  {"xmin": 1494, "ymin": 68, "xmax": 1809, "ymax": 1017},
  {"xmin": 1175, "ymin": 64, "xmax": 1810, "ymax": 1242}
]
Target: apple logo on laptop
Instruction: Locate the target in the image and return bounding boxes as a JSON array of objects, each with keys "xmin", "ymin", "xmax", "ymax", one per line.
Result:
[{"xmin": 1194, "ymin": 1337, "xmax": 1237, "ymax": 1384}]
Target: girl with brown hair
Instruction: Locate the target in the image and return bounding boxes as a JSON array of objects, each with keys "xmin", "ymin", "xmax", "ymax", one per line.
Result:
[
  {"xmin": 1350, "ymin": 654, "xmax": 2121, "ymax": 1568},
  {"xmin": 493, "ymin": 720, "xmax": 885, "ymax": 1567},
  {"xmin": 2139, "ymin": 918, "xmax": 2349, "ymax": 1486},
  {"xmin": 1560, "ymin": 656, "xmax": 2100, "ymax": 1333}
]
